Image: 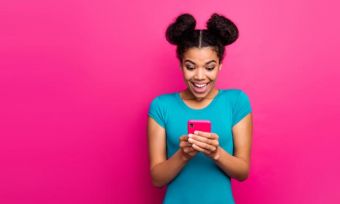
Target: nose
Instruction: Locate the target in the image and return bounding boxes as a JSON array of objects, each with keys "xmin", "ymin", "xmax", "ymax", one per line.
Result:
[{"xmin": 194, "ymin": 67, "xmax": 205, "ymax": 80}]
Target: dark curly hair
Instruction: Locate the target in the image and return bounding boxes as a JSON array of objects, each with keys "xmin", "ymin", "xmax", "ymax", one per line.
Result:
[{"xmin": 165, "ymin": 13, "xmax": 239, "ymax": 64}]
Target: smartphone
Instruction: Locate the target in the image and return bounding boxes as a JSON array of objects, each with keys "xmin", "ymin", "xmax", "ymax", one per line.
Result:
[{"xmin": 188, "ymin": 120, "xmax": 211, "ymax": 134}]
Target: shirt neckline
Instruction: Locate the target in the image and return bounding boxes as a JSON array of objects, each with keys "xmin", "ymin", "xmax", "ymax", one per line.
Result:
[{"xmin": 176, "ymin": 89, "xmax": 222, "ymax": 111}]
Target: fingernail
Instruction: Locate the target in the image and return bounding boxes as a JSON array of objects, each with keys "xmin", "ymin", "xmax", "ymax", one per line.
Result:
[
  {"xmin": 194, "ymin": 131, "xmax": 198, "ymax": 134},
  {"xmin": 188, "ymin": 134, "xmax": 192, "ymax": 138}
]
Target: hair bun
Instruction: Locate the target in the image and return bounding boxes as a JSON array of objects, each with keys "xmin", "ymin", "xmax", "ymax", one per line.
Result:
[
  {"xmin": 206, "ymin": 13, "xmax": 239, "ymax": 46},
  {"xmin": 166, "ymin": 13, "xmax": 196, "ymax": 45}
]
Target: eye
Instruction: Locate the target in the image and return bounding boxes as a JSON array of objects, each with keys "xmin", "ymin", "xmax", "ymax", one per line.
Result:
[
  {"xmin": 185, "ymin": 65, "xmax": 195, "ymax": 70},
  {"xmin": 206, "ymin": 66, "xmax": 215, "ymax": 71}
]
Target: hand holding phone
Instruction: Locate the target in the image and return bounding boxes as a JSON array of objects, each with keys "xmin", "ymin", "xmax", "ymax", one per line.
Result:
[
  {"xmin": 187, "ymin": 120, "xmax": 220, "ymax": 160},
  {"xmin": 179, "ymin": 135, "xmax": 198, "ymax": 161}
]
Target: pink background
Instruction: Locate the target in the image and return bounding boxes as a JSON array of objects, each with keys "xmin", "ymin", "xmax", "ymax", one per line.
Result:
[{"xmin": 1, "ymin": 0, "xmax": 339, "ymax": 203}]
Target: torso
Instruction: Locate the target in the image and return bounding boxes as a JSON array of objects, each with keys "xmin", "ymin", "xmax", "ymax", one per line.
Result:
[{"xmin": 161, "ymin": 88, "xmax": 237, "ymax": 203}]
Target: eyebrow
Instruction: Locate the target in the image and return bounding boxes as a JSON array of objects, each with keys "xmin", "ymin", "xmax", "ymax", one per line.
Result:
[{"xmin": 184, "ymin": 59, "xmax": 216, "ymax": 65}]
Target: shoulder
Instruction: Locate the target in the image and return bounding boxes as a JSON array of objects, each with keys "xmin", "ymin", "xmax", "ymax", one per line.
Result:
[
  {"xmin": 149, "ymin": 91, "xmax": 178, "ymax": 107},
  {"xmin": 219, "ymin": 88, "xmax": 251, "ymax": 107},
  {"xmin": 219, "ymin": 88, "xmax": 248, "ymax": 98},
  {"xmin": 151, "ymin": 91, "xmax": 177, "ymax": 101}
]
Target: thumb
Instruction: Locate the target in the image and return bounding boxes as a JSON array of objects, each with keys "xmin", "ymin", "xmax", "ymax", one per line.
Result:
[{"xmin": 180, "ymin": 135, "xmax": 188, "ymax": 141}]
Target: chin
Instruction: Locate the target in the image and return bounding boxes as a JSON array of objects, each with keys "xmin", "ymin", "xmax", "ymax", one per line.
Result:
[{"xmin": 189, "ymin": 86, "xmax": 212, "ymax": 99}]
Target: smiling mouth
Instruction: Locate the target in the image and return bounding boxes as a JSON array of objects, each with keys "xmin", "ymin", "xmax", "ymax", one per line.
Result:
[{"xmin": 191, "ymin": 82, "xmax": 210, "ymax": 88}]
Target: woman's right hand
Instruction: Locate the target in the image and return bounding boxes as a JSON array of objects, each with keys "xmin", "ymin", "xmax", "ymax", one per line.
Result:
[{"xmin": 179, "ymin": 135, "xmax": 198, "ymax": 161}]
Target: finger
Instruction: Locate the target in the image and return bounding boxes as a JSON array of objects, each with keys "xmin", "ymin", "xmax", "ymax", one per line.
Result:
[
  {"xmin": 188, "ymin": 151, "xmax": 197, "ymax": 156},
  {"xmin": 186, "ymin": 147, "xmax": 196, "ymax": 153},
  {"xmin": 180, "ymin": 142, "xmax": 192, "ymax": 148},
  {"xmin": 183, "ymin": 147, "xmax": 190, "ymax": 153},
  {"xmin": 180, "ymin": 135, "xmax": 189, "ymax": 141},
  {"xmin": 203, "ymin": 150, "xmax": 213, "ymax": 156},
  {"xmin": 192, "ymin": 144, "xmax": 212, "ymax": 154},
  {"xmin": 193, "ymin": 131, "xmax": 218, "ymax": 139},
  {"xmin": 189, "ymin": 134, "xmax": 212, "ymax": 145},
  {"xmin": 188, "ymin": 137, "xmax": 217, "ymax": 152},
  {"xmin": 183, "ymin": 147, "xmax": 197, "ymax": 154},
  {"xmin": 203, "ymin": 151, "xmax": 210, "ymax": 156}
]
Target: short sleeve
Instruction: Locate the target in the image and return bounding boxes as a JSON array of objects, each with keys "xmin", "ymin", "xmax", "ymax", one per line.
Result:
[
  {"xmin": 232, "ymin": 90, "xmax": 252, "ymax": 127},
  {"xmin": 148, "ymin": 97, "xmax": 166, "ymax": 128}
]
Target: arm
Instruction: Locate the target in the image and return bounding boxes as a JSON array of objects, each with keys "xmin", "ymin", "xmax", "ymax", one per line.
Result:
[
  {"xmin": 187, "ymin": 113, "xmax": 253, "ymax": 181},
  {"xmin": 214, "ymin": 113, "xmax": 253, "ymax": 181},
  {"xmin": 147, "ymin": 117, "xmax": 189, "ymax": 188}
]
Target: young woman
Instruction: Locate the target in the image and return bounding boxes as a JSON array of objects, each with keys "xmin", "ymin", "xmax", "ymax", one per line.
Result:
[{"xmin": 147, "ymin": 13, "xmax": 253, "ymax": 204}]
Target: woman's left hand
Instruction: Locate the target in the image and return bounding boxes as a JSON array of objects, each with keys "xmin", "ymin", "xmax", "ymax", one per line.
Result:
[{"xmin": 188, "ymin": 130, "xmax": 221, "ymax": 160}]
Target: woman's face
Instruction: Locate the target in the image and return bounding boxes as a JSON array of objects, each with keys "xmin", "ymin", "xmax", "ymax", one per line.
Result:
[{"xmin": 180, "ymin": 46, "xmax": 222, "ymax": 100}]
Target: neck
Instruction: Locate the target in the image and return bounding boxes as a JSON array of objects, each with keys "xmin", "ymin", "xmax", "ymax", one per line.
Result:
[{"xmin": 182, "ymin": 87, "xmax": 218, "ymax": 101}]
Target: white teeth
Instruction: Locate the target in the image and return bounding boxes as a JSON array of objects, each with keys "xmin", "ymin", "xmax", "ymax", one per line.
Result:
[{"xmin": 193, "ymin": 83, "xmax": 208, "ymax": 88}]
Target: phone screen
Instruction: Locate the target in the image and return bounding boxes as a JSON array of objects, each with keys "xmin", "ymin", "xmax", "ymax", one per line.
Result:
[{"xmin": 188, "ymin": 120, "xmax": 211, "ymax": 134}]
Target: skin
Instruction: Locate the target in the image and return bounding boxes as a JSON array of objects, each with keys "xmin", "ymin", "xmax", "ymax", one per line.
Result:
[{"xmin": 148, "ymin": 46, "xmax": 253, "ymax": 188}]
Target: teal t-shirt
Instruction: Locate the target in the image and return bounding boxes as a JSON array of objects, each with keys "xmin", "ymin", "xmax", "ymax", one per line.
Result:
[{"xmin": 148, "ymin": 88, "xmax": 252, "ymax": 204}]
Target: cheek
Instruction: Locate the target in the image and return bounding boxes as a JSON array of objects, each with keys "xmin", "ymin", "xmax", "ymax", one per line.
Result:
[
  {"xmin": 209, "ymin": 71, "xmax": 219, "ymax": 80},
  {"xmin": 207, "ymin": 74, "xmax": 217, "ymax": 81},
  {"xmin": 183, "ymin": 72, "xmax": 193, "ymax": 80}
]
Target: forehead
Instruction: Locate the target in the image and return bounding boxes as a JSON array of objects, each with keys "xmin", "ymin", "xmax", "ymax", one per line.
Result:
[{"xmin": 183, "ymin": 47, "xmax": 218, "ymax": 64}]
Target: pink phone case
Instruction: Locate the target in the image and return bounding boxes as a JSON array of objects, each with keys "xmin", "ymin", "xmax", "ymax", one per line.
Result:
[{"xmin": 188, "ymin": 120, "xmax": 211, "ymax": 134}]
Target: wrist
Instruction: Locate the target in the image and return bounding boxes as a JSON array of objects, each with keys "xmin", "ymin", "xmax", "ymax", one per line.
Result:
[
  {"xmin": 212, "ymin": 147, "xmax": 221, "ymax": 161},
  {"xmin": 177, "ymin": 149, "xmax": 190, "ymax": 162}
]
